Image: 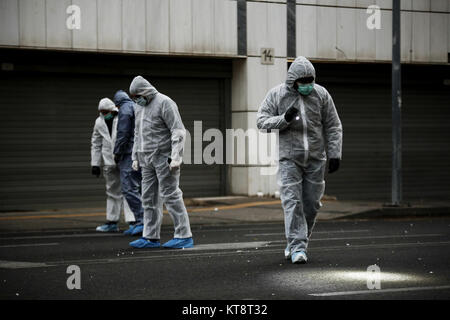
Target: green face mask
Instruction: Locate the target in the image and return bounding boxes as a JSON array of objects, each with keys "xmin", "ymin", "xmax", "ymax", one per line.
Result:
[
  {"xmin": 297, "ymin": 83, "xmax": 314, "ymax": 96},
  {"xmin": 134, "ymin": 96, "xmax": 148, "ymax": 107},
  {"xmin": 104, "ymin": 113, "xmax": 114, "ymax": 121}
]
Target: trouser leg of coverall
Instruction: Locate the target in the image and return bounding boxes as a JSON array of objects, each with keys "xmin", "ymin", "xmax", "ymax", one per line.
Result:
[
  {"xmin": 154, "ymin": 156, "xmax": 192, "ymax": 239},
  {"xmin": 141, "ymin": 165, "xmax": 163, "ymax": 240},
  {"xmin": 119, "ymin": 154, "xmax": 144, "ymax": 224},
  {"xmin": 103, "ymin": 166, "xmax": 123, "ymax": 222},
  {"xmin": 303, "ymin": 160, "xmax": 326, "ymax": 239},
  {"xmin": 278, "ymin": 160, "xmax": 308, "ymax": 255},
  {"xmin": 123, "ymin": 197, "xmax": 136, "ymax": 223}
]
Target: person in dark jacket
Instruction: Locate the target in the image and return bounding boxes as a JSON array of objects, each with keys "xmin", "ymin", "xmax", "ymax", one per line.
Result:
[{"xmin": 113, "ymin": 90, "xmax": 144, "ymax": 235}]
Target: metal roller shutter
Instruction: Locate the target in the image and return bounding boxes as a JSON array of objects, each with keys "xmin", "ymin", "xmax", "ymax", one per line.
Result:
[
  {"xmin": 315, "ymin": 62, "xmax": 450, "ymax": 202},
  {"xmin": 0, "ymin": 49, "xmax": 231, "ymax": 211}
]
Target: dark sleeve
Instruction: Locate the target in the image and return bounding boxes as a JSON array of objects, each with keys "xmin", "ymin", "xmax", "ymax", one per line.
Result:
[{"xmin": 113, "ymin": 105, "xmax": 134, "ymax": 155}]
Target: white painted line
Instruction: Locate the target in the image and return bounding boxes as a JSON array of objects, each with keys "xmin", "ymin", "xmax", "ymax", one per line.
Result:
[
  {"xmin": 0, "ymin": 228, "xmax": 104, "ymax": 235},
  {"xmin": 1, "ymin": 233, "xmax": 123, "ymax": 241},
  {"xmin": 311, "ymin": 233, "xmax": 443, "ymax": 241},
  {"xmin": 187, "ymin": 241, "xmax": 270, "ymax": 251},
  {"xmin": 0, "ymin": 260, "xmax": 51, "ymax": 269},
  {"xmin": 245, "ymin": 233, "xmax": 284, "ymax": 237},
  {"xmin": 53, "ymin": 248, "xmax": 265, "ymax": 267},
  {"xmin": 309, "ymin": 285, "xmax": 450, "ymax": 297},
  {"xmin": 245, "ymin": 229, "xmax": 370, "ymax": 237},
  {"xmin": 268, "ymin": 233, "xmax": 444, "ymax": 244},
  {"xmin": 318, "ymin": 240, "xmax": 450, "ymax": 251},
  {"xmin": 0, "ymin": 243, "xmax": 59, "ymax": 248}
]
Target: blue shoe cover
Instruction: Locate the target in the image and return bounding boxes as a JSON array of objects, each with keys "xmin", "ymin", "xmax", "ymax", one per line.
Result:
[
  {"xmin": 96, "ymin": 223, "xmax": 118, "ymax": 233},
  {"xmin": 129, "ymin": 238, "xmax": 161, "ymax": 249},
  {"xmin": 131, "ymin": 224, "xmax": 143, "ymax": 236},
  {"xmin": 123, "ymin": 224, "xmax": 135, "ymax": 235},
  {"xmin": 162, "ymin": 237, "xmax": 194, "ymax": 249}
]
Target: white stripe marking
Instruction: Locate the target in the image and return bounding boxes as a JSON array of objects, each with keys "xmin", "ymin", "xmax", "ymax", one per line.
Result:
[
  {"xmin": 0, "ymin": 260, "xmax": 50, "ymax": 269},
  {"xmin": 245, "ymin": 229, "xmax": 370, "ymax": 237},
  {"xmin": 187, "ymin": 241, "xmax": 270, "ymax": 251},
  {"xmin": 268, "ymin": 233, "xmax": 443, "ymax": 244},
  {"xmin": 310, "ymin": 234, "xmax": 443, "ymax": 242},
  {"xmin": 309, "ymin": 285, "xmax": 450, "ymax": 297},
  {"xmin": 2, "ymin": 233, "xmax": 123, "ymax": 241},
  {"xmin": 0, "ymin": 243, "xmax": 59, "ymax": 248}
]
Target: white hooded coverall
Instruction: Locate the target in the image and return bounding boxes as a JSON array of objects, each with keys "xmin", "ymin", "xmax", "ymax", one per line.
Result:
[
  {"xmin": 257, "ymin": 57, "xmax": 343, "ymax": 255},
  {"xmin": 91, "ymin": 98, "xmax": 135, "ymax": 223},
  {"xmin": 130, "ymin": 76, "xmax": 192, "ymax": 240}
]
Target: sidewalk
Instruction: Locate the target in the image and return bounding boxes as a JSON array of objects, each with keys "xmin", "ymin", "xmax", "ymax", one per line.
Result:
[{"xmin": 0, "ymin": 196, "xmax": 449, "ymax": 233}]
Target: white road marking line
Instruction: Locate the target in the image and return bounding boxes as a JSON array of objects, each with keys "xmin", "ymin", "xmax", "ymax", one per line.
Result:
[
  {"xmin": 299, "ymin": 241, "xmax": 450, "ymax": 252},
  {"xmin": 3, "ymin": 232, "xmax": 441, "ymax": 243},
  {"xmin": 245, "ymin": 229, "xmax": 370, "ymax": 237},
  {"xmin": 0, "ymin": 243, "xmax": 59, "ymax": 248},
  {"xmin": 0, "ymin": 260, "xmax": 52, "ymax": 269},
  {"xmin": 0, "ymin": 227, "xmax": 292, "ymax": 241},
  {"xmin": 131, "ymin": 241, "xmax": 270, "ymax": 254},
  {"xmin": 268, "ymin": 233, "xmax": 444, "ymax": 244},
  {"xmin": 1, "ymin": 233, "xmax": 123, "ymax": 241},
  {"xmin": 311, "ymin": 233, "xmax": 444, "ymax": 241},
  {"xmin": 243, "ymin": 241, "xmax": 450, "ymax": 255},
  {"xmin": 186, "ymin": 241, "xmax": 270, "ymax": 251},
  {"xmin": 309, "ymin": 285, "xmax": 450, "ymax": 297}
]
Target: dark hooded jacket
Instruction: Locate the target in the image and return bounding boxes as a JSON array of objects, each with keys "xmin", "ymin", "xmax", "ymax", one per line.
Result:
[{"xmin": 113, "ymin": 90, "xmax": 135, "ymax": 156}]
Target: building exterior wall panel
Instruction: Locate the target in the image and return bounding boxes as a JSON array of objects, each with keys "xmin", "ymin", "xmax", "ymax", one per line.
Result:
[
  {"xmin": 72, "ymin": 0, "xmax": 97, "ymax": 50},
  {"xmin": 122, "ymin": 0, "xmax": 146, "ymax": 52},
  {"xmin": 0, "ymin": 0, "xmax": 19, "ymax": 46},
  {"xmin": 19, "ymin": 0, "xmax": 46, "ymax": 47}
]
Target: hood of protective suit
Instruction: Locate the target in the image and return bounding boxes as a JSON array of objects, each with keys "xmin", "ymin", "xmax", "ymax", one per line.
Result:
[
  {"xmin": 257, "ymin": 55, "xmax": 342, "ymax": 163},
  {"xmin": 98, "ymin": 98, "xmax": 118, "ymax": 112},
  {"xmin": 286, "ymin": 56, "xmax": 316, "ymax": 89},
  {"xmin": 129, "ymin": 76, "xmax": 158, "ymax": 99},
  {"xmin": 113, "ymin": 90, "xmax": 133, "ymax": 106}
]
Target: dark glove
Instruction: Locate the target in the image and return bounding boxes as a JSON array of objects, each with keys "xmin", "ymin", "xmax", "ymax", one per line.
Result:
[
  {"xmin": 91, "ymin": 166, "xmax": 101, "ymax": 178},
  {"xmin": 114, "ymin": 154, "xmax": 122, "ymax": 164},
  {"xmin": 284, "ymin": 106, "xmax": 299, "ymax": 122},
  {"xmin": 328, "ymin": 159, "xmax": 340, "ymax": 174}
]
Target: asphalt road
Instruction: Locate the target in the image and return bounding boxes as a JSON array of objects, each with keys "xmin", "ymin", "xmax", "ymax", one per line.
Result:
[{"xmin": 1, "ymin": 217, "xmax": 449, "ymax": 300}]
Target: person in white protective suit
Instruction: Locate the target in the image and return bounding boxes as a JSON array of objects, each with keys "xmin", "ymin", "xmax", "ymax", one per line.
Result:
[
  {"xmin": 128, "ymin": 76, "xmax": 194, "ymax": 249},
  {"xmin": 257, "ymin": 56, "xmax": 343, "ymax": 264},
  {"xmin": 91, "ymin": 98, "xmax": 136, "ymax": 232}
]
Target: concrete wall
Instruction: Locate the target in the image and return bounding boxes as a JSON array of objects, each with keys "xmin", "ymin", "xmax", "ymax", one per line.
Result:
[
  {"xmin": 229, "ymin": 1, "xmax": 288, "ymax": 196},
  {"xmin": 0, "ymin": 0, "xmax": 450, "ymax": 63},
  {"xmin": 0, "ymin": 0, "xmax": 238, "ymax": 56},
  {"xmin": 1, "ymin": 0, "xmax": 447, "ymax": 61},
  {"xmin": 295, "ymin": 0, "xmax": 449, "ymax": 63},
  {"xmin": 229, "ymin": 58, "xmax": 285, "ymax": 195}
]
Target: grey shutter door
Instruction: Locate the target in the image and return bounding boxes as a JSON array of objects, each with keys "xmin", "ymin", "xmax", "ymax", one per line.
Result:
[
  {"xmin": 156, "ymin": 77, "xmax": 226, "ymax": 197},
  {"xmin": 317, "ymin": 63, "xmax": 450, "ymax": 201},
  {"xmin": 0, "ymin": 50, "xmax": 230, "ymax": 211}
]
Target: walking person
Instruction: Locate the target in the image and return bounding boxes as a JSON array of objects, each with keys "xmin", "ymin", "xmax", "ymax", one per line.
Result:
[{"xmin": 257, "ymin": 56, "xmax": 343, "ymax": 263}]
